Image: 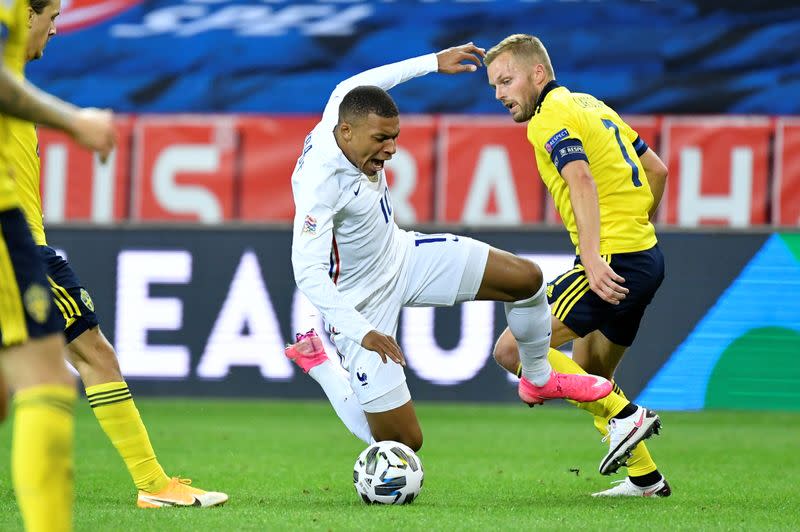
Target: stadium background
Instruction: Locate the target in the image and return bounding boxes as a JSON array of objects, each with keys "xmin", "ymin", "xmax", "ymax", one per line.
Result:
[{"xmin": 29, "ymin": 0, "xmax": 800, "ymax": 411}]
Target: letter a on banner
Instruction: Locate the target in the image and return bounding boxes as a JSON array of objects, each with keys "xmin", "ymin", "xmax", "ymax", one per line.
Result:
[{"xmin": 197, "ymin": 250, "xmax": 292, "ymax": 379}]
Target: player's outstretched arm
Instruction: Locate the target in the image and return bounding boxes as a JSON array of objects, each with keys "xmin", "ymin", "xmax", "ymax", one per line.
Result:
[
  {"xmin": 0, "ymin": 68, "xmax": 115, "ymax": 158},
  {"xmin": 561, "ymin": 160, "xmax": 629, "ymax": 305},
  {"xmin": 639, "ymin": 148, "xmax": 668, "ymax": 220},
  {"xmin": 322, "ymin": 43, "xmax": 484, "ymax": 122}
]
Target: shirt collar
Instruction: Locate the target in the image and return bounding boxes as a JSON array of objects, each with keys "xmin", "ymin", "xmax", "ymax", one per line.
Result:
[{"xmin": 535, "ymin": 80, "xmax": 561, "ymax": 114}]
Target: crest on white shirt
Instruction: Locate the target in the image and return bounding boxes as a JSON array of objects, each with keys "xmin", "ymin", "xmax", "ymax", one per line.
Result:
[{"xmin": 302, "ymin": 214, "xmax": 317, "ymax": 235}]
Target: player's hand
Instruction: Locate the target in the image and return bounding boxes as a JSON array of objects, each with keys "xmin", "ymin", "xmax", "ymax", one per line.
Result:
[
  {"xmin": 436, "ymin": 42, "xmax": 486, "ymax": 74},
  {"xmin": 583, "ymin": 254, "xmax": 628, "ymax": 305},
  {"xmin": 70, "ymin": 107, "xmax": 116, "ymax": 162},
  {"xmin": 361, "ymin": 330, "xmax": 406, "ymax": 366}
]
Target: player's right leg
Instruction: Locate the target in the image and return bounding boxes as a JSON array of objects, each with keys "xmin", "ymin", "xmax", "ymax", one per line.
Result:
[
  {"xmin": 285, "ymin": 329, "xmax": 374, "ymax": 445},
  {"xmin": 573, "ymin": 332, "xmax": 666, "ymax": 487},
  {"xmin": 0, "ymin": 207, "xmax": 75, "ymax": 531}
]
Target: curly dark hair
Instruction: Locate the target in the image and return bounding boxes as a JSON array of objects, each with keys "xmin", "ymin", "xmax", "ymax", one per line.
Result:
[{"xmin": 338, "ymin": 85, "xmax": 399, "ymax": 124}]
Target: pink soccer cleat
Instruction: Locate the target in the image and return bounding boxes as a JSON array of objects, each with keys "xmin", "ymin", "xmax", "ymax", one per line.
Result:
[
  {"xmin": 519, "ymin": 370, "xmax": 612, "ymax": 406},
  {"xmin": 284, "ymin": 329, "xmax": 329, "ymax": 373}
]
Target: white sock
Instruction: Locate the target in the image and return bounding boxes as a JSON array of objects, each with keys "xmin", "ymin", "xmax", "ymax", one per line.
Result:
[
  {"xmin": 503, "ymin": 281, "xmax": 552, "ymax": 385},
  {"xmin": 308, "ymin": 360, "xmax": 374, "ymax": 444}
]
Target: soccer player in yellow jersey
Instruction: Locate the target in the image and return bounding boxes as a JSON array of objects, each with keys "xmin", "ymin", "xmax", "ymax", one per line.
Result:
[
  {"xmin": 485, "ymin": 34, "xmax": 672, "ymax": 497},
  {"xmin": 1, "ymin": 0, "xmax": 114, "ymax": 528},
  {"xmin": 12, "ymin": 0, "xmax": 228, "ymax": 509}
]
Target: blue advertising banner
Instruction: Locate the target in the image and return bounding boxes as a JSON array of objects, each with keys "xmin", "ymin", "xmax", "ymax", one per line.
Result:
[{"xmin": 30, "ymin": 0, "xmax": 800, "ymax": 114}]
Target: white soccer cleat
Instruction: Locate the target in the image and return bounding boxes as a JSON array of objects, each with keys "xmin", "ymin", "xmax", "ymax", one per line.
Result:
[
  {"xmin": 591, "ymin": 477, "xmax": 672, "ymax": 497},
  {"xmin": 599, "ymin": 405, "xmax": 662, "ymax": 475}
]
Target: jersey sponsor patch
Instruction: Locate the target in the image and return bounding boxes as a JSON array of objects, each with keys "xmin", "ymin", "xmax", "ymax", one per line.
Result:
[
  {"xmin": 544, "ymin": 128, "xmax": 570, "ymax": 153},
  {"xmin": 302, "ymin": 214, "xmax": 317, "ymax": 234}
]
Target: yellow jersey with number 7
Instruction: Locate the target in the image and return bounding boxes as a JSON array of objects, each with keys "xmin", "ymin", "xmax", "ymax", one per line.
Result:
[{"xmin": 527, "ymin": 81, "xmax": 657, "ymax": 256}]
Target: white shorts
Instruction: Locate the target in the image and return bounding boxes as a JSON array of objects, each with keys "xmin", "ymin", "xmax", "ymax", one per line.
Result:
[{"xmin": 332, "ymin": 232, "xmax": 490, "ymax": 407}]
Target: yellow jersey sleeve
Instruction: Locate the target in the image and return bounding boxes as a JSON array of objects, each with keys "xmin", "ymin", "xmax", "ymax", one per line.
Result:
[
  {"xmin": 0, "ymin": 0, "xmax": 29, "ymax": 213},
  {"xmin": 9, "ymin": 119, "xmax": 45, "ymax": 244},
  {"xmin": 527, "ymin": 84, "xmax": 657, "ymax": 255}
]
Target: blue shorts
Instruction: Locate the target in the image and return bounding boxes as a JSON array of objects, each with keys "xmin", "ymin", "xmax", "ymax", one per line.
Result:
[
  {"xmin": 39, "ymin": 246, "xmax": 99, "ymax": 343},
  {"xmin": 547, "ymin": 245, "xmax": 664, "ymax": 347},
  {"xmin": 0, "ymin": 209, "xmax": 62, "ymax": 347}
]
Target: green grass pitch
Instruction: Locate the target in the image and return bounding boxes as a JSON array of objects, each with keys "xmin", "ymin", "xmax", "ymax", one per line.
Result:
[{"xmin": 1, "ymin": 399, "xmax": 799, "ymax": 531}]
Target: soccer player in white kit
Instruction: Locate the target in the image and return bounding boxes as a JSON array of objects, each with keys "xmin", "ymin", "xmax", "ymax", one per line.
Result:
[{"xmin": 286, "ymin": 43, "xmax": 612, "ymax": 450}]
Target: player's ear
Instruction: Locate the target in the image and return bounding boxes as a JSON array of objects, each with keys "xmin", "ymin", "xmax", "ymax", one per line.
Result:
[
  {"xmin": 27, "ymin": 7, "xmax": 35, "ymax": 27},
  {"xmin": 339, "ymin": 122, "xmax": 353, "ymax": 141}
]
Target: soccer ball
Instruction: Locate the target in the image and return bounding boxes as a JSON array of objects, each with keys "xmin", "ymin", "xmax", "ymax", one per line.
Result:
[{"xmin": 353, "ymin": 440, "xmax": 424, "ymax": 505}]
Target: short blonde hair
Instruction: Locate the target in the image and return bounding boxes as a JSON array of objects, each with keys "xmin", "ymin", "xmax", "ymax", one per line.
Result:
[{"xmin": 485, "ymin": 34, "xmax": 554, "ymax": 78}]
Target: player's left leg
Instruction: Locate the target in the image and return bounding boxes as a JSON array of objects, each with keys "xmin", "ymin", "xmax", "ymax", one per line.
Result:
[
  {"xmin": 364, "ymin": 391, "xmax": 422, "ymax": 451},
  {"xmin": 494, "ymin": 323, "xmax": 632, "ymax": 424},
  {"xmin": 478, "ymin": 247, "xmax": 611, "ymax": 404}
]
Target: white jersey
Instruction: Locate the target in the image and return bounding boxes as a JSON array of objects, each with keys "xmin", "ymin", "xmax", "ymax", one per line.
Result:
[{"xmin": 291, "ymin": 53, "xmax": 439, "ymax": 345}]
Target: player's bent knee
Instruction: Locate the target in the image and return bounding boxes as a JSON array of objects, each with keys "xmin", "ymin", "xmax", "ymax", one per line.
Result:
[
  {"xmin": 68, "ymin": 327, "xmax": 123, "ymax": 380},
  {"xmin": 510, "ymin": 258, "xmax": 543, "ymax": 300}
]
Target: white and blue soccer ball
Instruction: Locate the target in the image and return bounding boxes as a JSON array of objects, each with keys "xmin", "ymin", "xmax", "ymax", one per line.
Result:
[{"xmin": 353, "ymin": 440, "xmax": 424, "ymax": 505}]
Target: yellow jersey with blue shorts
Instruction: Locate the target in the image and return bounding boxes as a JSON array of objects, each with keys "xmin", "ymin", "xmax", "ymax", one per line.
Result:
[
  {"xmin": 0, "ymin": 0, "xmax": 61, "ymax": 346},
  {"xmin": 4, "ymin": 39, "xmax": 99, "ymax": 342},
  {"xmin": 527, "ymin": 81, "xmax": 664, "ymax": 346}
]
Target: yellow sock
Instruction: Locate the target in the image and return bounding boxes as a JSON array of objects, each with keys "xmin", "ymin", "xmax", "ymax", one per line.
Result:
[
  {"xmin": 611, "ymin": 384, "xmax": 658, "ymax": 477},
  {"xmin": 12, "ymin": 384, "xmax": 76, "ymax": 532},
  {"xmin": 518, "ymin": 352, "xmax": 658, "ymax": 477},
  {"xmin": 86, "ymin": 381, "xmax": 169, "ymax": 493},
  {"xmin": 546, "ymin": 348, "xmax": 630, "ymax": 418}
]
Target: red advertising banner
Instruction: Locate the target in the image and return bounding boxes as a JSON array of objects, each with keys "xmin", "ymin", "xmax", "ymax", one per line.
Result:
[
  {"xmin": 31, "ymin": 113, "xmax": 797, "ymax": 227},
  {"xmin": 663, "ymin": 117, "xmax": 772, "ymax": 227},
  {"xmin": 38, "ymin": 117, "xmax": 132, "ymax": 222},
  {"xmin": 131, "ymin": 116, "xmax": 237, "ymax": 222},
  {"xmin": 775, "ymin": 118, "xmax": 800, "ymax": 226},
  {"xmin": 238, "ymin": 116, "xmax": 318, "ymax": 222},
  {"xmin": 438, "ymin": 117, "xmax": 543, "ymax": 224}
]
